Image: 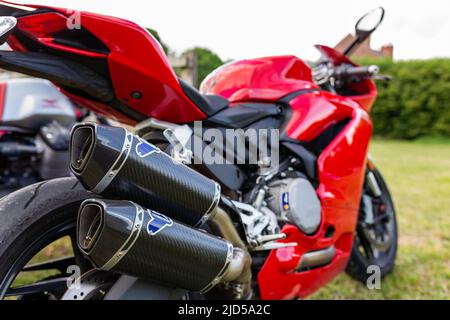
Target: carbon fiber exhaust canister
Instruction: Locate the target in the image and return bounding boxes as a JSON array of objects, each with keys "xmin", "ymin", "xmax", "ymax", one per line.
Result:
[
  {"xmin": 69, "ymin": 123, "xmax": 220, "ymax": 227},
  {"xmin": 77, "ymin": 199, "xmax": 233, "ymax": 293}
]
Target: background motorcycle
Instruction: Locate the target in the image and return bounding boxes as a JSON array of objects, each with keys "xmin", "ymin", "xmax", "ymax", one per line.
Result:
[
  {"xmin": 0, "ymin": 3, "xmax": 397, "ymax": 300},
  {"xmin": 0, "ymin": 78, "xmax": 75, "ymax": 197}
]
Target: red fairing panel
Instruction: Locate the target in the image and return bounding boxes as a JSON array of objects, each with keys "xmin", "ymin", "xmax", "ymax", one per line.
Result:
[
  {"xmin": 284, "ymin": 91, "xmax": 361, "ymax": 141},
  {"xmin": 0, "ymin": 82, "xmax": 6, "ymax": 138},
  {"xmin": 315, "ymin": 45, "xmax": 357, "ymax": 66},
  {"xmin": 346, "ymin": 79, "xmax": 378, "ymax": 113},
  {"xmin": 200, "ymin": 56, "xmax": 319, "ymax": 103},
  {"xmin": 80, "ymin": 14, "xmax": 207, "ymax": 123},
  {"xmin": 258, "ymin": 94, "xmax": 373, "ymax": 299},
  {"xmin": 6, "ymin": 2, "xmax": 206, "ymax": 124},
  {"xmin": 0, "ymin": 82, "xmax": 6, "ymax": 121},
  {"xmin": 315, "ymin": 45, "xmax": 378, "ymax": 112}
]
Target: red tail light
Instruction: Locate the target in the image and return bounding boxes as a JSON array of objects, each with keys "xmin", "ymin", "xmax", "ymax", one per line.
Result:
[
  {"xmin": 17, "ymin": 12, "xmax": 67, "ymax": 38},
  {"xmin": 14, "ymin": 12, "xmax": 108, "ymax": 59}
]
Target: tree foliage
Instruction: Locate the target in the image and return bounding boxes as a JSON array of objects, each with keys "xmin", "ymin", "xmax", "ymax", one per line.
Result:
[{"xmin": 189, "ymin": 47, "xmax": 224, "ymax": 87}]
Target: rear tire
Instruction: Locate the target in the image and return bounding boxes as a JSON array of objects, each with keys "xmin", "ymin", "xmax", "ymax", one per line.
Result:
[{"xmin": 0, "ymin": 178, "xmax": 95, "ymax": 299}]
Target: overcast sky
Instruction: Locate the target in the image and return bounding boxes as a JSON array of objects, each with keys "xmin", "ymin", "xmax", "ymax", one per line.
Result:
[{"xmin": 11, "ymin": 0, "xmax": 450, "ymax": 61}]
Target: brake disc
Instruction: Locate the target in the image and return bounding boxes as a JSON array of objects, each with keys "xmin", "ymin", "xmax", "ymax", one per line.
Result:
[
  {"xmin": 62, "ymin": 270, "xmax": 117, "ymax": 300},
  {"xmin": 361, "ymin": 194, "xmax": 393, "ymax": 251}
]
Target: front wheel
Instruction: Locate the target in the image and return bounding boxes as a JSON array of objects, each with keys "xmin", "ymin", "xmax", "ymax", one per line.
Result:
[{"xmin": 346, "ymin": 167, "xmax": 398, "ymax": 283}]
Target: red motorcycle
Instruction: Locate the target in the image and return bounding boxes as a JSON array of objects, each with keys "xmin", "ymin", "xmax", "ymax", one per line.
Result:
[{"xmin": 0, "ymin": 2, "xmax": 397, "ymax": 300}]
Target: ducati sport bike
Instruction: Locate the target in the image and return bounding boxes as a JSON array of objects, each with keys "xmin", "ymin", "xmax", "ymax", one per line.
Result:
[{"xmin": 0, "ymin": 3, "xmax": 397, "ymax": 300}]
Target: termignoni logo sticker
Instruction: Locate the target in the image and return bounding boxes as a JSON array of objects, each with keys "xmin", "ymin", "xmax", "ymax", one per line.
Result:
[
  {"xmin": 136, "ymin": 138, "xmax": 161, "ymax": 158},
  {"xmin": 146, "ymin": 210, "xmax": 173, "ymax": 236}
]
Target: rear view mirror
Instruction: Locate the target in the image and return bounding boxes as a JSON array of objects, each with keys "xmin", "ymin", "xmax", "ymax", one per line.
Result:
[
  {"xmin": 0, "ymin": 16, "xmax": 17, "ymax": 45},
  {"xmin": 355, "ymin": 7, "xmax": 385, "ymax": 38},
  {"xmin": 343, "ymin": 7, "xmax": 385, "ymax": 56}
]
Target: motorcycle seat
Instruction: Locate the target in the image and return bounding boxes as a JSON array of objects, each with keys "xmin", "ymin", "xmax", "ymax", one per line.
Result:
[{"xmin": 179, "ymin": 79, "xmax": 229, "ymax": 116}]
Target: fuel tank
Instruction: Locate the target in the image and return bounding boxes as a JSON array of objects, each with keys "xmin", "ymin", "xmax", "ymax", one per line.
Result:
[
  {"xmin": 0, "ymin": 78, "xmax": 76, "ymax": 131},
  {"xmin": 200, "ymin": 55, "xmax": 319, "ymax": 103}
]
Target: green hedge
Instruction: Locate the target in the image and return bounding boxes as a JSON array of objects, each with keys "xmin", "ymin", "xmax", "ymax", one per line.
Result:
[{"xmin": 357, "ymin": 58, "xmax": 450, "ymax": 139}]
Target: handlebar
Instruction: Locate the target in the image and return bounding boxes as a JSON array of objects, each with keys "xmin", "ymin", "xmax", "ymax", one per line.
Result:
[
  {"xmin": 313, "ymin": 63, "xmax": 386, "ymax": 88},
  {"xmin": 334, "ymin": 65, "xmax": 380, "ymax": 79}
]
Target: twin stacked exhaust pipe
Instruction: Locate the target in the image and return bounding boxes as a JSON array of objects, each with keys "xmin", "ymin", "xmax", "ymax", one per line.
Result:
[
  {"xmin": 70, "ymin": 123, "xmax": 220, "ymax": 227},
  {"xmin": 70, "ymin": 123, "xmax": 250, "ymax": 295}
]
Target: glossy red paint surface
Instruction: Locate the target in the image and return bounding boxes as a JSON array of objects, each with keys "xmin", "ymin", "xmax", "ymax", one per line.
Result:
[
  {"xmin": 200, "ymin": 56, "xmax": 319, "ymax": 103},
  {"xmin": 7, "ymin": 3, "xmax": 207, "ymax": 124},
  {"xmin": 76, "ymin": 12, "xmax": 207, "ymax": 123},
  {"xmin": 0, "ymin": 82, "xmax": 6, "ymax": 138},
  {"xmin": 315, "ymin": 45, "xmax": 378, "ymax": 112},
  {"xmin": 0, "ymin": 82, "xmax": 7, "ymax": 138},
  {"xmin": 315, "ymin": 44, "xmax": 357, "ymax": 66},
  {"xmin": 16, "ymin": 12, "xmax": 107, "ymax": 59},
  {"xmin": 284, "ymin": 91, "xmax": 359, "ymax": 141},
  {"xmin": 259, "ymin": 103, "xmax": 373, "ymax": 299},
  {"xmin": 346, "ymin": 79, "xmax": 378, "ymax": 113},
  {"xmin": 0, "ymin": 82, "xmax": 6, "ymax": 120}
]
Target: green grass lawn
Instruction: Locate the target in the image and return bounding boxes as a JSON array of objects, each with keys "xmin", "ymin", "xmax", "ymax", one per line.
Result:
[
  {"xmin": 311, "ymin": 139, "xmax": 450, "ymax": 300},
  {"xmin": 11, "ymin": 140, "xmax": 450, "ymax": 300}
]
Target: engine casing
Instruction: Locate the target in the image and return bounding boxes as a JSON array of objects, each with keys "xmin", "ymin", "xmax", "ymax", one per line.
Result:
[{"xmin": 267, "ymin": 178, "xmax": 322, "ymax": 235}]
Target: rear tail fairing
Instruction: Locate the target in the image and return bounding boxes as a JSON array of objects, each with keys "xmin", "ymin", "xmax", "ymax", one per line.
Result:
[{"xmin": 0, "ymin": 2, "xmax": 206, "ymax": 124}]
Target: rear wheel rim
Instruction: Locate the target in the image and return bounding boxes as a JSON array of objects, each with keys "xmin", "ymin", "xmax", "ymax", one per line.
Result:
[{"xmin": 0, "ymin": 220, "xmax": 91, "ymax": 300}]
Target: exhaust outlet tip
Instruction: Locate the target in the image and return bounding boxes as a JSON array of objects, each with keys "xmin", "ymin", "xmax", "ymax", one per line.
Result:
[
  {"xmin": 78, "ymin": 202, "xmax": 104, "ymax": 253},
  {"xmin": 71, "ymin": 126, "xmax": 95, "ymax": 174}
]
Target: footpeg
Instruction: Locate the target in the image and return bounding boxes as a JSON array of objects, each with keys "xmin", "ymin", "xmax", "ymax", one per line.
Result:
[{"xmin": 250, "ymin": 233, "xmax": 297, "ymax": 251}]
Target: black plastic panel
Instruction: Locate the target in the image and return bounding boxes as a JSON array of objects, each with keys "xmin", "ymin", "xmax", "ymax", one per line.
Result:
[
  {"xmin": 206, "ymin": 103, "xmax": 282, "ymax": 129},
  {"xmin": 0, "ymin": 51, "xmax": 114, "ymax": 102},
  {"xmin": 179, "ymin": 79, "xmax": 229, "ymax": 116}
]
